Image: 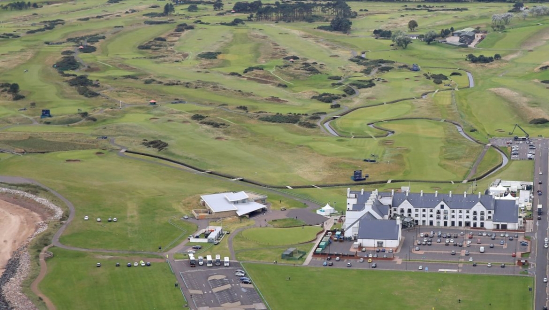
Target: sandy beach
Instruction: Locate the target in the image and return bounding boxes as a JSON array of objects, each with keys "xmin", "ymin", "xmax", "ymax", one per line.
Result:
[{"xmin": 0, "ymin": 199, "xmax": 42, "ymax": 275}]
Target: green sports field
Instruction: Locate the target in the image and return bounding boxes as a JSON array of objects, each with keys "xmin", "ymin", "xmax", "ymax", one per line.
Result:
[{"xmin": 245, "ymin": 264, "xmax": 533, "ymax": 310}]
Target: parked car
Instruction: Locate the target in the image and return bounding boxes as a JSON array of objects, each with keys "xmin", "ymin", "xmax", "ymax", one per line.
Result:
[
  {"xmin": 323, "ymin": 261, "xmax": 327, "ymax": 266},
  {"xmin": 84, "ymin": 216, "xmax": 89, "ymax": 220},
  {"xmin": 501, "ymin": 263, "xmax": 506, "ymax": 268},
  {"xmin": 367, "ymin": 258, "xmax": 372, "ymax": 263},
  {"xmin": 241, "ymin": 279, "xmax": 252, "ymax": 284},
  {"xmin": 192, "ymin": 245, "xmax": 202, "ymax": 250},
  {"xmin": 500, "ymin": 240, "xmax": 505, "ymax": 245},
  {"xmin": 490, "ymin": 244, "xmax": 494, "ymax": 248},
  {"xmin": 371, "ymin": 263, "xmax": 377, "ymax": 268},
  {"xmin": 451, "ymin": 250, "xmax": 456, "ymax": 255},
  {"xmin": 328, "ymin": 261, "xmax": 333, "ymax": 266},
  {"xmin": 359, "ymin": 258, "xmax": 364, "ymax": 263},
  {"xmin": 544, "ymin": 243, "xmax": 548, "ymax": 249},
  {"xmin": 465, "ymin": 250, "xmax": 470, "ymax": 256},
  {"xmin": 415, "ymin": 247, "xmax": 420, "ymax": 251},
  {"xmin": 487, "ymin": 263, "xmax": 492, "ymax": 268},
  {"xmin": 346, "ymin": 262, "xmax": 352, "ymax": 267},
  {"xmin": 544, "ymin": 278, "xmax": 548, "ymax": 283},
  {"xmin": 472, "ymin": 262, "xmax": 477, "ymax": 267},
  {"xmin": 418, "ymin": 265, "xmax": 423, "ymax": 270},
  {"xmin": 512, "ymin": 252, "xmax": 516, "ymax": 257},
  {"xmin": 469, "ymin": 257, "xmax": 473, "ymax": 262}
]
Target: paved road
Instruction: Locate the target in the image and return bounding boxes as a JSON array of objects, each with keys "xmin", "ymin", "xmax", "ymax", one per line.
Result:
[{"xmin": 534, "ymin": 139, "xmax": 549, "ymax": 310}]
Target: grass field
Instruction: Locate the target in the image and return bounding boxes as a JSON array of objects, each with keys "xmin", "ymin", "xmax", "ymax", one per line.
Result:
[
  {"xmin": 245, "ymin": 264, "xmax": 533, "ymax": 310},
  {"xmin": 41, "ymin": 248, "xmax": 185, "ymax": 310},
  {"xmin": 2, "ymin": 0, "xmax": 549, "ymax": 308}
]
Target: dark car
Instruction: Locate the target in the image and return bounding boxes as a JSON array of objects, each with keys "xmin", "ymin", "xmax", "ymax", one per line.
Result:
[
  {"xmin": 241, "ymin": 279, "xmax": 252, "ymax": 284},
  {"xmin": 328, "ymin": 261, "xmax": 333, "ymax": 266},
  {"xmin": 192, "ymin": 245, "xmax": 202, "ymax": 250},
  {"xmin": 127, "ymin": 263, "xmax": 132, "ymax": 267},
  {"xmin": 539, "ymin": 216, "xmax": 542, "ymax": 220},
  {"xmin": 501, "ymin": 264, "xmax": 506, "ymax": 268},
  {"xmin": 472, "ymin": 262, "xmax": 477, "ymax": 267},
  {"xmin": 326, "ymin": 256, "xmax": 331, "ymax": 261},
  {"xmin": 371, "ymin": 263, "xmax": 377, "ymax": 268}
]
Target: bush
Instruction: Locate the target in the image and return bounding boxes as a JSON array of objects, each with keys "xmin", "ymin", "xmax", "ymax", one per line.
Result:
[
  {"xmin": 54, "ymin": 56, "xmax": 80, "ymax": 71},
  {"xmin": 349, "ymin": 80, "xmax": 375, "ymax": 89},
  {"xmin": 153, "ymin": 37, "xmax": 166, "ymax": 41},
  {"xmin": 433, "ymin": 79, "xmax": 442, "ymax": 84},
  {"xmin": 328, "ymin": 76, "xmax": 342, "ymax": 80},
  {"xmin": 540, "ymin": 80, "xmax": 549, "ymax": 84},
  {"xmin": 67, "ymin": 75, "xmax": 94, "ymax": 87},
  {"xmin": 229, "ymin": 72, "xmax": 242, "ymax": 76},
  {"xmin": 236, "ymin": 105, "xmax": 248, "ymax": 111},
  {"xmin": 298, "ymin": 121, "xmax": 317, "ymax": 128},
  {"xmin": 142, "ymin": 139, "xmax": 168, "ymax": 151},
  {"xmin": 430, "ymin": 73, "xmax": 448, "ymax": 80},
  {"xmin": 529, "ymin": 118, "xmax": 549, "ymax": 124},
  {"xmin": 450, "ymin": 72, "xmax": 462, "ymax": 76},
  {"xmin": 343, "ymin": 86, "xmax": 355, "ymax": 95},
  {"xmin": 61, "ymin": 50, "xmax": 75, "ymax": 55},
  {"xmin": 311, "ymin": 93, "xmax": 341, "ymax": 103},
  {"xmin": 197, "ymin": 52, "xmax": 221, "ymax": 59},
  {"xmin": 191, "ymin": 114, "xmax": 207, "ymax": 121},
  {"xmin": 79, "ymin": 46, "xmax": 96, "ymax": 53},
  {"xmin": 243, "ymin": 66, "xmax": 263, "ymax": 74},
  {"xmin": 12, "ymin": 94, "xmax": 25, "ymax": 101},
  {"xmin": 76, "ymin": 86, "xmax": 99, "ymax": 97},
  {"xmin": 200, "ymin": 120, "xmax": 228, "ymax": 128},
  {"xmin": 258, "ymin": 113, "xmax": 301, "ymax": 124}
]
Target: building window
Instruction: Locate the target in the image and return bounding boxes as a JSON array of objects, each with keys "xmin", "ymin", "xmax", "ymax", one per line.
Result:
[
  {"xmin": 459, "ymin": 210, "xmax": 462, "ymax": 213},
  {"xmin": 466, "ymin": 210, "xmax": 470, "ymax": 214},
  {"xmin": 488, "ymin": 211, "xmax": 492, "ymax": 214},
  {"xmin": 440, "ymin": 205, "xmax": 444, "ymax": 209},
  {"xmin": 473, "ymin": 211, "xmax": 478, "ymax": 216},
  {"xmin": 393, "ymin": 208, "xmax": 397, "ymax": 212},
  {"xmin": 480, "ymin": 216, "xmax": 485, "ymax": 221},
  {"xmin": 459, "ymin": 215, "xmax": 462, "ymax": 218},
  {"xmin": 451, "ymin": 215, "xmax": 455, "ymax": 219},
  {"xmin": 466, "ymin": 216, "xmax": 470, "ymax": 219},
  {"xmin": 452, "ymin": 210, "xmax": 455, "ymax": 213},
  {"xmin": 488, "ymin": 216, "xmax": 492, "ymax": 220},
  {"xmin": 430, "ymin": 214, "xmax": 433, "ymax": 218},
  {"xmin": 423, "ymin": 209, "xmax": 426, "ymax": 212},
  {"xmin": 430, "ymin": 209, "xmax": 434, "ymax": 213}
]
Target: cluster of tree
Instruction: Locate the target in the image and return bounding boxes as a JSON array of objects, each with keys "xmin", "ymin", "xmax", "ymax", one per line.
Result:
[
  {"xmin": 236, "ymin": 0, "xmax": 354, "ymax": 23},
  {"xmin": 213, "ymin": 0, "xmax": 223, "ymax": 10},
  {"xmin": 492, "ymin": 13, "xmax": 513, "ymax": 31},
  {"xmin": 465, "ymin": 53, "xmax": 501, "ymax": 63},
  {"xmin": 236, "ymin": 105, "xmax": 248, "ymax": 111},
  {"xmin": 508, "ymin": 2, "xmax": 523, "ymax": 12},
  {"xmin": 164, "ymin": 3, "xmax": 175, "ymax": 14},
  {"xmin": 0, "ymin": 82, "xmax": 25, "ymax": 100},
  {"xmin": 187, "ymin": 4, "xmax": 198, "ymax": 11},
  {"xmin": 317, "ymin": 17, "xmax": 352, "ymax": 33},
  {"xmin": 439, "ymin": 27, "xmax": 454, "ymax": 38},
  {"xmin": 392, "ymin": 30, "xmax": 412, "ymax": 49},
  {"xmin": 258, "ymin": 113, "xmax": 301, "ymax": 124},
  {"xmin": 79, "ymin": 46, "xmax": 97, "ymax": 53},
  {"xmin": 144, "ymin": 20, "xmax": 174, "ymax": 25},
  {"xmin": 0, "ymin": 1, "xmax": 40, "ymax": 10},
  {"xmin": 67, "ymin": 75, "xmax": 95, "ymax": 87},
  {"xmin": 373, "ymin": 29, "xmax": 392, "ymax": 38},
  {"xmin": 529, "ymin": 5, "xmax": 549, "ymax": 17},
  {"xmin": 191, "ymin": 114, "xmax": 207, "ymax": 121}
]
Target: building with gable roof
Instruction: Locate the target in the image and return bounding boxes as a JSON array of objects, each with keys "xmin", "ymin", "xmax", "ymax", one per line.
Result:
[{"xmin": 343, "ymin": 188, "xmax": 521, "ymax": 247}]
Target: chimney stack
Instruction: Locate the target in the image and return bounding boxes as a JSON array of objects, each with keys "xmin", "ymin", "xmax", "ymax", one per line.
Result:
[
  {"xmin": 478, "ymin": 192, "xmax": 481, "ymax": 198},
  {"xmin": 420, "ymin": 190, "xmax": 423, "ymax": 197},
  {"xmin": 435, "ymin": 191, "xmax": 438, "ymax": 197},
  {"xmin": 449, "ymin": 191, "xmax": 452, "ymax": 197},
  {"xmin": 391, "ymin": 189, "xmax": 395, "ymax": 196},
  {"xmin": 406, "ymin": 190, "xmax": 409, "ymax": 197},
  {"xmin": 361, "ymin": 188, "xmax": 364, "ymax": 195},
  {"xmin": 347, "ymin": 188, "xmax": 350, "ymax": 197},
  {"xmin": 464, "ymin": 191, "xmax": 467, "ymax": 197}
]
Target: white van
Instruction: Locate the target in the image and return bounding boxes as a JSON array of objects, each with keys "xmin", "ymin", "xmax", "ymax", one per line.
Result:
[
  {"xmin": 206, "ymin": 255, "xmax": 213, "ymax": 267},
  {"xmin": 215, "ymin": 254, "xmax": 221, "ymax": 266},
  {"xmin": 224, "ymin": 257, "xmax": 230, "ymax": 267},
  {"xmin": 198, "ymin": 256, "xmax": 204, "ymax": 266},
  {"xmin": 479, "ymin": 246, "xmax": 485, "ymax": 253}
]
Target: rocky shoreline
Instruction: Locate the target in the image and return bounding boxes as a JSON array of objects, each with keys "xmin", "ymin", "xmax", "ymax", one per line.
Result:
[{"xmin": 0, "ymin": 188, "xmax": 62, "ymax": 310}]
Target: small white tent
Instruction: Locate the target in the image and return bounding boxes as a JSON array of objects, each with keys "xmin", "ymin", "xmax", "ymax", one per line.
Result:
[{"xmin": 316, "ymin": 204, "xmax": 335, "ymax": 216}]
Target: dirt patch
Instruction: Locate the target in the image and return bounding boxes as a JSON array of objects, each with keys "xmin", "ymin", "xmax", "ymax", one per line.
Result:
[
  {"xmin": 182, "ymin": 120, "xmax": 190, "ymax": 124},
  {"xmin": 383, "ymin": 140, "xmax": 394, "ymax": 145},
  {"xmin": 534, "ymin": 61, "xmax": 549, "ymax": 72},
  {"xmin": 489, "ymin": 87, "xmax": 549, "ymax": 121},
  {"xmin": 367, "ymin": 97, "xmax": 376, "ymax": 100},
  {"xmin": 95, "ymin": 152, "xmax": 105, "ymax": 155},
  {"xmin": 215, "ymin": 137, "xmax": 226, "ymax": 140},
  {"xmin": 329, "ymin": 55, "xmax": 340, "ymax": 57},
  {"xmin": 149, "ymin": 117, "xmax": 159, "ymax": 120},
  {"xmin": 0, "ymin": 200, "xmax": 42, "ymax": 274},
  {"xmin": 65, "ymin": 159, "xmax": 81, "ymax": 162},
  {"xmin": 495, "ymin": 129, "xmax": 505, "ymax": 133}
]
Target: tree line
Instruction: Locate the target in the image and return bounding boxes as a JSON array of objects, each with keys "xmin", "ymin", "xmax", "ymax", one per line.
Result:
[
  {"xmin": 1, "ymin": 1, "xmax": 40, "ymax": 10},
  {"xmin": 233, "ymin": 0, "xmax": 355, "ymax": 22}
]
